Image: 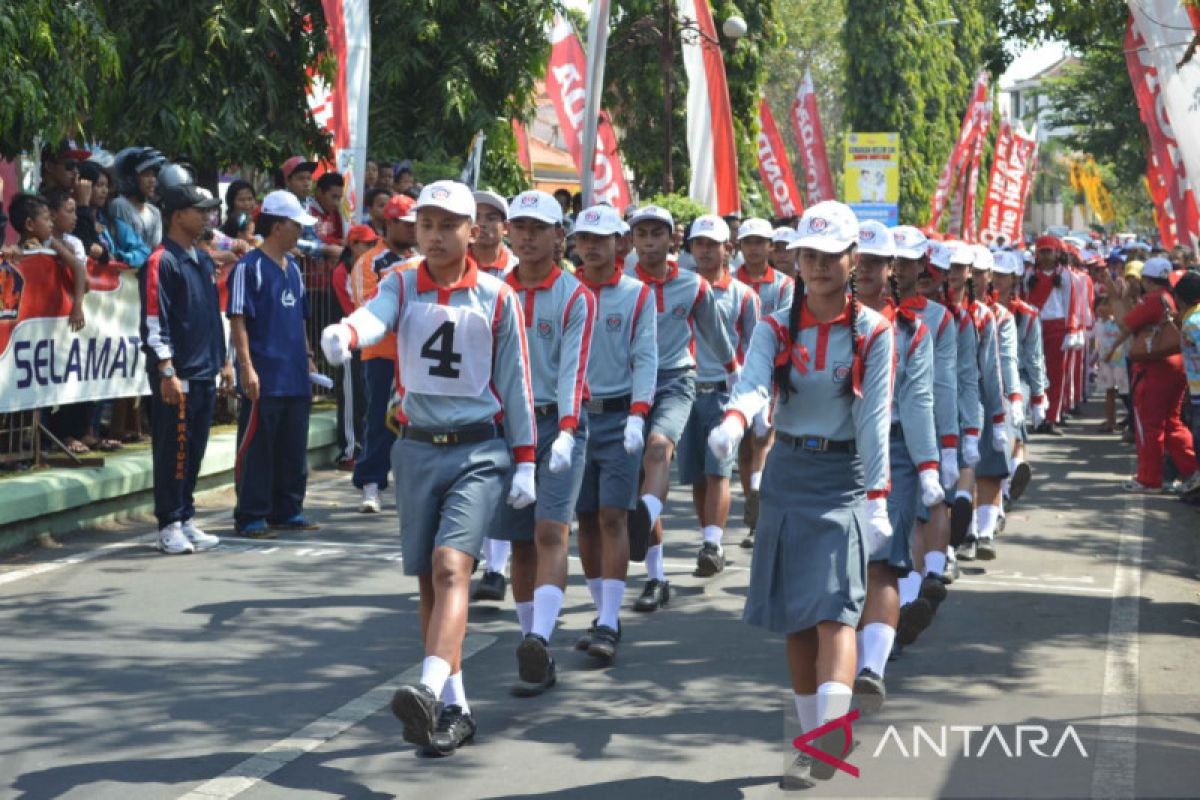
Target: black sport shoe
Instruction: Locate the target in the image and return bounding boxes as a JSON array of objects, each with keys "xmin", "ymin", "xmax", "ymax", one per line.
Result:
[
  {"xmin": 575, "ymin": 618, "xmax": 598, "ymax": 651},
  {"xmin": 780, "ymin": 752, "xmax": 815, "ymax": 791},
  {"xmin": 896, "ymin": 598, "xmax": 934, "ymax": 646},
  {"xmin": 919, "ymin": 574, "xmax": 948, "ymax": 607},
  {"xmin": 744, "ymin": 489, "xmax": 760, "ymax": 529},
  {"xmin": 633, "ymin": 579, "xmax": 670, "ymax": 612},
  {"xmin": 740, "ymin": 528, "xmax": 755, "ymax": 549},
  {"xmin": 628, "ymin": 500, "xmax": 652, "ymax": 563},
  {"xmin": 976, "ymin": 537, "xmax": 996, "ymax": 561},
  {"xmin": 694, "ymin": 542, "xmax": 725, "ymax": 577},
  {"xmin": 472, "ymin": 571, "xmax": 507, "ymax": 602},
  {"xmin": 390, "ymin": 683, "xmax": 441, "ymax": 748},
  {"xmin": 956, "ymin": 537, "xmax": 977, "ymax": 561},
  {"xmin": 853, "ymin": 667, "xmax": 887, "ymax": 714},
  {"xmin": 1009, "ymin": 461, "xmax": 1032, "ymax": 504},
  {"xmin": 586, "ymin": 624, "xmax": 619, "ymax": 663},
  {"xmin": 513, "ymin": 633, "xmax": 557, "ymax": 697},
  {"xmin": 427, "ymin": 704, "xmax": 476, "ymax": 756},
  {"xmin": 950, "ymin": 495, "xmax": 973, "ymax": 547},
  {"xmin": 809, "ymin": 729, "xmax": 859, "ymax": 781},
  {"xmin": 1035, "ymin": 422, "xmax": 1063, "ymax": 436}
]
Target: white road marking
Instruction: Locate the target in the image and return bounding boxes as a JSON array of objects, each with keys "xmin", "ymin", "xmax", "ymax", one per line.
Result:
[
  {"xmin": 0, "ymin": 538, "xmax": 151, "ymax": 589},
  {"xmin": 177, "ymin": 632, "xmax": 497, "ymax": 800},
  {"xmin": 953, "ymin": 578, "xmax": 1114, "ymax": 595}
]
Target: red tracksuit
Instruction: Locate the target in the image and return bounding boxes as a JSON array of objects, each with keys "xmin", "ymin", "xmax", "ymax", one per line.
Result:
[{"xmin": 1028, "ymin": 266, "xmax": 1074, "ymax": 423}]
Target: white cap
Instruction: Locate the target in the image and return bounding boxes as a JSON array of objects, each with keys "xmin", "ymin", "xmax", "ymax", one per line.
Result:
[
  {"xmin": 627, "ymin": 204, "xmax": 674, "ymax": 230},
  {"xmin": 416, "ymin": 180, "xmax": 477, "ymax": 221},
  {"xmin": 1141, "ymin": 256, "xmax": 1172, "ymax": 279},
  {"xmin": 618, "ymin": 220, "xmax": 631, "ymax": 235},
  {"xmin": 737, "ymin": 217, "xmax": 774, "ymax": 241},
  {"xmin": 689, "ymin": 214, "xmax": 731, "ymax": 243},
  {"xmin": 507, "ymin": 190, "xmax": 563, "ymax": 225},
  {"xmin": 1023, "ymin": 250, "xmax": 1034, "ymax": 264},
  {"xmin": 972, "ymin": 244, "xmax": 994, "ymax": 271},
  {"xmin": 947, "ymin": 240, "xmax": 975, "ymax": 266},
  {"xmin": 857, "ymin": 220, "xmax": 896, "ymax": 258},
  {"xmin": 891, "ymin": 225, "xmax": 929, "ymax": 260},
  {"xmin": 573, "ymin": 205, "xmax": 623, "ymax": 236},
  {"xmin": 473, "ymin": 189, "xmax": 509, "ymax": 217},
  {"xmin": 790, "ymin": 200, "xmax": 859, "ymax": 253},
  {"xmin": 772, "ymin": 227, "xmax": 799, "ymax": 245},
  {"xmin": 991, "ymin": 250, "xmax": 1022, "ymax": 276},
  {"xmin": 928, "ymin": 240, "xmax": 953, "ymax": 270},
  {"xmin": 261, "ymin": 190, "xmax": 318, "ymax": 226}
]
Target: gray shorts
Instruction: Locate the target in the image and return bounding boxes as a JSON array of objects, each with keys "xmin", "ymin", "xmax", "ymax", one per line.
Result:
[
  {"xmin": 492, "ymin": 412, "xmax": 588, "ymax": 539},
  {"xmin": 677, "ymin": 385, "xmax": 735, "ymax": 484},
  {"xmin": 576, "ymin": 409, "xmax": 642, "ymax": 514},
  {"xmin": 392, "ymin": 434, "xmax": 511, "ymax": 576},
  {"xmin": 648, "ymin": 367, "xmax": 696, "ymax": 444}
]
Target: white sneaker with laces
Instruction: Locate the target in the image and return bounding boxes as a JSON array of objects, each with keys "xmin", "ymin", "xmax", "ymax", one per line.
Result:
[
  {"xmin": 359, "ymin": 483, "xmax": 381, "ymax": 513},
  {"xmin": 158, "ymin": 522, "xmax": 195, "ymax": 555},
  {"xmin": 181, "ymin": 520, "xmax": 220, "ymax": 551}
]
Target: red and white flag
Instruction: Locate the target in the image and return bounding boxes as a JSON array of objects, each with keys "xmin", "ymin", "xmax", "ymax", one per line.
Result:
[
  {"xmin": 512, "ymin": 119, "xmax": 533, "ymax": 180},
  {"xmin": 546, "ymin": 14, "xmax": 631, "ymax": 209},
  {"xmin": 980, "ymin": 121, "xmax": 1038, "ymax": 245},
  {"xmin": 755, "ymin": 97, "xmax": 804, "ymax": 218},
  {"xmin": 789, "ymin": 69, "xmax": 835, "ymax": 205},
  {"xmin": 929, "ymin": 72, "xmax": 989, "ymax": 232},
  {"xmin": 678, "ymin": 0, "xmax": 740, "ymax": 216}
]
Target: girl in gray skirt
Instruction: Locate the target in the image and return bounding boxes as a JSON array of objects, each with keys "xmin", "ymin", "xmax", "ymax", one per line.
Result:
[{"xmin": 708, "ymin": 201, "xmax": 895, "ymax": 788}]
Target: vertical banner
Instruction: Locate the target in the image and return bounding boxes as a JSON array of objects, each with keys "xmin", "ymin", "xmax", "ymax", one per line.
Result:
[
  {"xmin": 678, "ymin": 0, "xmax": 740, "ymax": 216},
  {"xmin": 580, "ymin": 0, "xmax": 612, "ymax": 206},
  {"xmin": 755, "ymin": 97, "xmax": 804, "ymax": 218},
  {"xmin": 546, "ymin": 15, "xmax": 632, "ymax": 209},
  {"xmin": 843, "ymin": 132, "xmax": 900, "ymax": 226},
  {"xmin": 929, "ymin": 71, "xmax": 990, "ymax": 231},
  {"xmin": 789, "ymin": 69, "xmax": 836, "ymax": 204},
  {"xmin": 1146, "ymin": 152, "xmax": 1176, "ymax": 247},
  {"xmin": 512, "ymin": 119, "xmax": 533, "ymax": 180},
  {"xmin": 960, "ymin": 96, "xmax": 991, "ymax": 242},
  {"xmin": 980, "ymin": 121, "xmax": 1038, "ymax": 245}
]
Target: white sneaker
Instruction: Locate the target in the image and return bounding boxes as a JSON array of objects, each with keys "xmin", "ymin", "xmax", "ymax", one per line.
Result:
[
  {"xmin": 181, "ymin": 520, "xmax": 220, "ymax": 551},
  {"xmin": 158, "ymin": 522, "xmax": 195, "ymax": 555},
  {"xmin": 359, "ymin": 483, "xmax": 381, "ymax": 513}
]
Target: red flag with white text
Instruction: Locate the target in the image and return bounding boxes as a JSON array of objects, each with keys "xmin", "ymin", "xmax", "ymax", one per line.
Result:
[{"xmin": 755, "ymin": 97, "xmax": 804, "ymax": 218}]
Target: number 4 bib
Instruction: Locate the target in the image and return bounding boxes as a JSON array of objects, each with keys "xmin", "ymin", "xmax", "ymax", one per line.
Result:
[{"xmin": 398, "ymin": 301, "xmax": 494, "ymax": 398}]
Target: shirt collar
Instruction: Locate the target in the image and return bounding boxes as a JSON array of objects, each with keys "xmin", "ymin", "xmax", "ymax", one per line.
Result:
[
  {"xmin": 708, "ymin": 269, "xmax": 732, "ymax": 290},
  {"xmin": 799, "ymin": 297, "xmax": 852, "ymax": 329},
  {"xmin": 737, "ymin": 264, "xmax": 775, "ymax": 285},
  {"xmin": 162, "ymin": 236, "xmax": 200, "ymax": 265},
  {"xmin": 505, "ymin": 264, "xmax": 563, "ymax": 292},
  {"xmin": 635, "ymin": 261, "xmax": 679, "ymax": 286},
  {"xmin": 899, "ymin": 294, "xmax": 927, "ymax": 311},
  {"xmin": 416, "ymin": 256, "xmax": 480, "ymax": 294},
  {"xmin": 578, "ymin": 266, "xmax": 622, "ymax": 291}
]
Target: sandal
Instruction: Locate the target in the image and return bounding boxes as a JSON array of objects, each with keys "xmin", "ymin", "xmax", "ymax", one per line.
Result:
[
  {"xmin": 121, "ymin": 432, "xmax": 150, "ymax": 444},
  {"xmin": 64, "ymin": 437, "xmax": 91, "ymax": 455},
  {"xmin": 96, "ymin": 439, "xmax": 124, "ymax": 452}
]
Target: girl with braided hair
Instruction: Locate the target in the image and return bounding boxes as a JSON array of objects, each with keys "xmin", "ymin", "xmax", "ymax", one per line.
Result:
[{"xmin": 707, "ymin": 202, "xmax": 895, "ymax": 789}]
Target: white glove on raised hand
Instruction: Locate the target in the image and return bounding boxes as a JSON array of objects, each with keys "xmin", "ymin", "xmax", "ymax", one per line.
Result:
[
  {"xmin": 548, "ymin": 430, "xmax": 575, "ymax": 474},
  {"xmin": 726, "ymin": 364, "xmax": 742, "ymax": 393},
  {"xmin": 865, "ymin": 496, "xmax": 893, "ymax": 554},
  {"xmin": 320, "ymin": 324, "xmax": 353, "ymax": 366},
  {"xmin": 752, "ymin": 404, "xmax": 772, "ymax": 438},
  {"xmin": 920, "ymin": 468, "xmax": 946, "ymax": 507},
  {"xmin": 991, "ymin": 423, "xmax": 1009, "ymax": 455},
  {"xmin": 708, "ymin": 416, "xmax": 745, "ymax": 462},
  {"xmin": 507, "ymin": 462, "xmax": 537, "ymax": 509},
  {"xmin": 623, "ymin": 415, "xmax": 645, "ymax": 454},
  {"xmin": 940, "ymin": 446, "xmax": 960, "ymax": 490},
  {"xmin": 1031, "ymin": 397, "xmax": 1047, "ymax": 428},
  {"xmin": 962, "ymin": 433, "xmax": 981, "ymax": 466},
  {"xmin": 1010, "ymin": 398, "xmax": 1025, "ymax": 428}
]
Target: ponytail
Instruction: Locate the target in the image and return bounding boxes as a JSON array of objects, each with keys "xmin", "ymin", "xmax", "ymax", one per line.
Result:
[{"xmin": 846, "ymin": 274, "xmax": 864, "ymax": 397}]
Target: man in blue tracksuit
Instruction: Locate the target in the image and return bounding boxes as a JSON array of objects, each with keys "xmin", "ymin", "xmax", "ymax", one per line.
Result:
[{"xmin": 140, "ymin": 184, "xmax": 230, "ymax": 554}]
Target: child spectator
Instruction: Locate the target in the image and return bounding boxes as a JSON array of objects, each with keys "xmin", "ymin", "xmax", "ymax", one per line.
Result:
[{"xmin": 1092, "ymin": 294, "xmax": 1128, "ymax": 433}]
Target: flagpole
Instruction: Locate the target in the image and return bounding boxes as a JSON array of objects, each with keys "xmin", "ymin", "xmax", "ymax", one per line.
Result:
[{"xmin": 580, "ymin": 1, "xmax": 611, "ymax": 206}]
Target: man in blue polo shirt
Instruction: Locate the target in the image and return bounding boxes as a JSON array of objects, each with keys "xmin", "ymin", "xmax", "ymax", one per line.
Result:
[{"xmin": 228, "ymin": 190, "xmax": 320, "ymax": 536}]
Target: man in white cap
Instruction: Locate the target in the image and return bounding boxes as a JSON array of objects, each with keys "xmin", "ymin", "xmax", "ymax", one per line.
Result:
[
  {"xmin": 471, "ymin": 189, "xmax": 517, "ymax": 278},
  {"xmin": 770, "ymin": 226, "xmax": 799, "ymax": 278}
]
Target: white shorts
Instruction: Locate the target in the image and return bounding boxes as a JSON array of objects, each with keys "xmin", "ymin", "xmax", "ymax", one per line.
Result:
[{"xmin": 1095, "ymin": 362, "xmax": 1129, "ymax": 394}]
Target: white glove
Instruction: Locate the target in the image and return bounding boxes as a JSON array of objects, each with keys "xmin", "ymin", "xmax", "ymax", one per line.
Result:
[
  {"xmin": 1031, "ymin": 397, "xmax": 1047, "ymax": 428},
  {"xmin": 1010, "ymin": 398, "xmax": 1025, "ymax": 428},
  {"xmin": 752, "ymin": 404, "xmax": 771, "ymax": 438},
  {"xmin": 962, "ymin": 433, "xmax": 981, "ymax": 466},
  {"xmin": 320, "ymin": 323, "xmax": 353, "ymax": 366},
  {"xmin": 726, "ymin": 365, "xmax": 742, "ymax": 393},
  {"xmin": 919, "ymin": 468, "xmax": 945, "ymax": 507},
  {"xmin": 623, "ymin": 415, "xmax": 645, "ymax": 454},
  {"xmin": 707, "ymin": 416, "xmax": 745, "ymax": 461},
  {"xmin": 548, "ymin": 430, "xmax": 575, "ymax": 474},
  {"xmin": 865, "ymin": 496, "xmax": 893, "ymax": 554},
  {"xmin": 991, "ymin": 423, "xmax": 1009, "ymax": 455},
  {"xmin": 940, "ymin": 447, "xmax": 960, "ymax": 491},
  {"xmin": 507, "ymin": 462, "xmax": 537, "ymax": 509}
]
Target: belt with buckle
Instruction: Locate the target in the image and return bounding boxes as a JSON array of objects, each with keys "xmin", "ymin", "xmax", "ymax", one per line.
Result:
[
  {"xmin": 534, "ymin": 403, "xmax": 558, "ymax": 418},
  {"xmin": 696, "ymin": 381, "xmax": 726, "ymax": 393},
  {"xmin": 585, "ymin": 395, "xmax": 631, "ymax": 414},
  {"xmin": 398, "ymin": 423, "xmax": 503, "ymax": 446},
  {"xmin": 777, "ymin": 432, "xmax": 856, "ymax": 454}
]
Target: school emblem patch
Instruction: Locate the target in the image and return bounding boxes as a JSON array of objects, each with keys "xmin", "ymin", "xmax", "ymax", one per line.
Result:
[
  {"xmin": 671, "ymin": 304, "xmax": 688, "ymax": 319},
  {"xmin": 584, "ymin": 210, "xmax": 601, "ymax": 223},
  {"xmin": 809, "ymin": 217, "xmax": 828, "ymax": 233},
  {"xmin": 861, "ymin": 229, "xmax": 876, "ymax": 242},
  {"xmin": 537, "ymin": 319, "xmax": 553, "ymax": 339},
  {"xmin": 430, "ymin": 187, "xmax": 450, "ymax": 200},
  {"xmin": 0, "ymin": 263, "xmax": 24, "ymax": 321},
  {"xmin": 833, "ymin": 362, "xmax": 851, "ymax": 383},
  {"xmin": 519, "ymin": 194, "xmax": 539, "ymax": 208},
  {"xmin": 606, "ymin": 313, "xmax": 623, "ymax": 331}
]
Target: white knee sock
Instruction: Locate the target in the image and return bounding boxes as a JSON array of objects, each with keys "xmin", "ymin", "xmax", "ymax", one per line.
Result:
[
  {"xmin": 420, "ymin": 655, "xmax": 452, "ymax": 697},
  {"xmin": 642, "ymin": 494, "xmax": 664, "ymax": 527},
  {"xmin": 976, "ymin": 504, "xmax": 1000, "ymax": 540},
  {"xmin": 968, "ymin": 515, "xmax": 978, "ymax": 539},
  {"xmin": 586, "ymin": 577, "xmax": 603, "ymax": 610},
  {"xmin": 702, "ymin": 524, "xmax": 723, "ymax": 552},
  {"xmin": 855, "ymin": 630, "xmax": 866, "ymax": 674},
  {"xmin": 898, "ymin": 571, "xmax": 922, "ymax": 605},
  {"xmin": 861, "ymin": 622, "xmax": 896, "ymax": 678},
  {"xmin": 924, "ymin": 551, "xmax": 947, "ymax": 577},
  {"xmin": 531, "ymin": 584, "xmax": 564, "ymax": 642},
  {"xmin": 750, "ymin": 471, "xmax": 763, "ymax": 492},
  {"xmin": 599, "ymin": 578, "xmax": 625, "ymax": 630},
  {"xmin": 515, "ymin": 601, "xmax": 534, "ymax": 636},
  {"xmin": 486, "ymin": 539, "xmax": 511, "ymax": 574},
  {"xmin": 816, "ymin": 681, "xmax": 853, "ymax": 725},
  {"xmin": 794, "ymin": 692, "xmax": 819, "ymax": 733},
  {"xmin": 955, "ymin": 489, "xmax": 972, "ymax": 503},
  {"xmin": 441, "ymin": 672, "xmax": 470, "ymax": 715},
  {"xmin": 645, "ymin": 544, "xmax": 666, "ymax": 581}
]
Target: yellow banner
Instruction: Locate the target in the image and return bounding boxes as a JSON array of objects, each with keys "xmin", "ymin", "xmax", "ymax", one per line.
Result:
[{"xmin": 843, "ymin": 132, "xmax": 900, "ymax": 204}]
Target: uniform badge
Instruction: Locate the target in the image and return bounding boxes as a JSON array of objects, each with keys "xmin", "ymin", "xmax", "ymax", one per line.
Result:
[
  {"xmin": 606, "ymin": 313, "xmax": 623, "ymax": 331},
  {"xmin": 281, "ymin": 289, "xmax": 297, "ymax": 308},
  {"xmin": 537, "ymin": 319, "xmax": 553, "ymax": 339},
  {"xmin": 833, "ymin": 362, "xmax": 851, "ymax": 383},
  {"xmin": 671, "ymin": 304, "xmax": 688, "ymax": 319}
]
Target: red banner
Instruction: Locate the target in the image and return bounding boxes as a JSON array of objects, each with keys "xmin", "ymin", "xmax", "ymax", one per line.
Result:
[
  {"xmin": 789, "ymin": 69, "xmax": 835, "ymax": 205},
  {"xmin": 512, "ymin": 119, "xmax": 533, "ymax": 180},
  {"xmin": 546, "ymin": 15, "xmax": 631, "ymax": 209},
  {"xmin": 755, "ymin": 97, "xmax": 804, "ymax": 218},
  {"xmin": 980, "ymin": 122, "xmax": 1037, "ymax": 246},
  {"xmin": 960, "ymin": 101, "xmax": 991, "ymax": 242},
  {"xmin": 679, "ymin": 0, "xmax": 740, "ymax": 216},
  {"xmin": 929, "ymin": 72, "xmax": 989, "ymax": 231}
]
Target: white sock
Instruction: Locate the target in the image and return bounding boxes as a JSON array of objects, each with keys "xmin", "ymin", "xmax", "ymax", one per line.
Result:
[
  {"xmin": 861, "ymin": 622, "xmax": 896, "ymax": 678},
  {"xmin": 794, "ymin": 692, "xmax": 820, "ymax": 734},
  {"xmin": 816, "ymin": 681, "xmax": 853, "ymax": 725},
  {"xmin": 486, "ymin": 539, "xmax": 511, "ymax": 574},
  {"xmin": 855, "ymin": 630, "xmax": 866, "ymax": 674},
  {"xmin": 955, "ymin": 489, "xmax": 972, "ymax": 503},
  {"xmin": 976, "ymin": 504, "xmax": 1000, "ymax": 540},
  {"xmin": 1001, "ymin": 475, "xmax": 1012, "ymax": 498},
  {"xmin": 702, "ymin": 524, "xmax": 723, "ymax": 552},
  {"xmin": 515, "ymin": 601, "xmax": 534, "ymax": 636},
  {"xmin": 968, "ymin": 514, "xmax": 978, "ymax": 539},
  {"xmin": 924, "ymin": 551, "xmax": 947, "ymax": 577},
  {"xmin": 531, "ymin": 584, "xmax": 564, "ymax": 642},
  {"xmin": 642, "ymin": 494, "xmax": 664, "ymax": 527},
  {"xmin": 420, "ymin": 655, "xmax": 452, "ymax": 697},
  {"xmin": 750, "ymin": 471, "xmax": 763, "ymax": 492},
  {"xmin": 645, "ymin": 544, "xmax": 666, "ymax": 581},
  {"xmin": 898, "ymin": 571, "xmax": 922, "ymax": 605},
  {"xmin": 586, "ymin": 577, "xmax": 603, "ymax": 610},
  {"xmin": 599, "ymin": 578, "xmax": 625, "ymax": 630},
  {"xmin": 441, "ymin": 672, "xmax": 470, "ymax": 715},
  {"xmin": 945, "ymin": 545, "xmax": 954, "ymax": 559}
]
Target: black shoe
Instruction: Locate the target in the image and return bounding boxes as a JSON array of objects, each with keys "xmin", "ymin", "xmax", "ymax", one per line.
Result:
[
  {"xmin": 694, "ymin": 542, "xmax": 725, "ymax": 577},
  {"xmin": 633, "ymin": 579, "xmax": 669, "ymax": 612},
  {"xmin": 1009, "ymin": 461, "xmax": 1032, "ymax": 504},
  {"xmin": 744, "ymin": 489, "xmax": 760, "ymax": 529},
  {"xmin": 896, "ymin": 598, "xmax": 934, "ymax": 646},
  {"xmin": 780, "ymin": 752, "xmax": 815, "ymax": 791},
  {"xmin": 920, "ymin": 574, "xmax": 948, "ymax": 607},
  {"xmin": 997, "ymin": 513, "xmax": 1007, "ymax": 534},
  {"xmin": 575, "ymin": 618, "xmax": 597, "ymax": 651},
  {"xmin": 586, "ymin": 624, "xmax": 619, "ymax": 663},
  {"xmin": 390, "ymin": 683, "xmax": 441, "ymax": 748},
  {"xmin": 513, "ymin": 633, "xmax": 557, "ymax": 697},
  {"xmin": 950, "ymin": 495, "xmax": 973, "ymax": 547},
  {"xmin": 1035, "ymin": 422, "xmax": 1063, "ymax": 436},
  {"xmin": 976, "ymin": 537, "xmax": 996, "ymax": 561},
  {"xmin": 888, "ymin": 642, "xmax": 904, "ymax": 661},
  {"xmin": 740, "ymin": 528, "xmax": 755, "ymax": 549},
  {"xmin": 809, "ymin": 730, "xmax": 859, "ymax": 781},
  {"xmin": 956, "ymin": 537, "xmax": 977, "ymax": 561},
  {"xmin": 472, "ymin": 571, "xmax": 507, "ymax": 602},
  {"xmin": 853, "ymin": 668, "xmax": 887, "ymax": 715},
  {"xmin": 628, "ymin": 500, "xmax": 652, "ymax": 563},
  {"xmin": 426, "ymin": 704, "xmax": 476, "ymax": 756}
]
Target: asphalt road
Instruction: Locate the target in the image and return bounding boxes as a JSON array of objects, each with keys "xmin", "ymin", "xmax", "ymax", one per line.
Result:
[{"xmin": 2, "ymin": 404, "xmax": 1198, "ymax": 799}]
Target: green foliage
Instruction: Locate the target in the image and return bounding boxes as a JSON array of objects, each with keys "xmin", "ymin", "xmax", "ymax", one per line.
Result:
[
  {"xmin": 641, "ymin": 192, "xmax": 711, "ymax": 224},
  {"xmin": 479, "ymin": 118, "xmax": 532, "ymax": 197}
]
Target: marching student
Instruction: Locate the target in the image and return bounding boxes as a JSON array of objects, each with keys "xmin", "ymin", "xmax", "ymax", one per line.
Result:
[
  {"xmin": 490, "ymin": 191, "xmax": 595, "ymax": 696},
  {"xmin": 471, "ymin": 189, "xmax": 517, "ymax": 278},
  {"xmin": 572, "ymin": 204, "xmax": 658, "ymax": 665},
  {"xmin": 624, "ymin": 205, "xmax": 738, "ymax": 612},
  {"xmin": 320, "ymin": 179, "xmax": 537, "ymax": 757},
  {"xmin": 1026, "ymin": 236, "xmax": 1074, "ymax": 434},
  {"xmin": 850, "ymin": 221, "xmax": 942, "ymax": 711},
  {"xmin": 734, "ymin": 217, "xmax": 793, "ymax": 548},
  {"xmin": 707, "ymin": 201, "xmax": 894, "ymax": 788},
  {"xmin": 770, "ymin": 226, "xmax": 800, "ymax": 278},
  {"xmin": 677, "ymin": 216, "xmax": 760, "ymax": 576}
]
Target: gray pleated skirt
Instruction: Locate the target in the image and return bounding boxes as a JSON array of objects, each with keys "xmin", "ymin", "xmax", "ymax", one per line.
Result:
[
  {"xmin": 975, "ymin": 413, "xmax": 1012, "ymax": 479},
  {"xmin": 879, "ymin": 433, "xmax": 916, "ymax": 574},
  {"xmin": 742, "ymin": 444, "xmax": 868, "ymax": 634}
]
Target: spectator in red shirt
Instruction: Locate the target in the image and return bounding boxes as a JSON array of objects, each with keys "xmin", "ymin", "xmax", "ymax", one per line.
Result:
[{"xmin": 330, "ymin": 224, "xmax": 377, "ymax": 469}]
